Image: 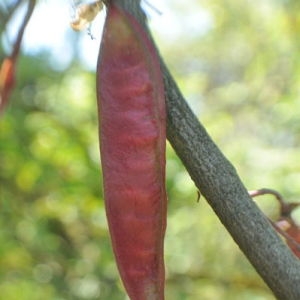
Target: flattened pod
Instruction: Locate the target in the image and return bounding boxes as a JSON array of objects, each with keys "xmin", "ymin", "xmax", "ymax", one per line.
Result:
[{"xmin": 96, "ymin": 2, "xmax": 167, "ymax": 300}]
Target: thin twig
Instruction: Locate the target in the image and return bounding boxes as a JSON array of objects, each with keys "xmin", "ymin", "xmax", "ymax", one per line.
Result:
[
  {"xmin": 249, "ymin": 188, "xmax": 300, "ymax": 217},
  {"xmin": 11, "ymin": 0, "xmax": 36, "ymax": 60},
  {"xmin": 0, "ymin": 0, "xmax": 23, "ymax": 33}
]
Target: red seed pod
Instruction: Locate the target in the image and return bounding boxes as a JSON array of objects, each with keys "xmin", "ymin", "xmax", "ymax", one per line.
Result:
[
  {"xmin": 0, "ymin": 57, "xmax": 16, "ymax": 112},
  {"xmin": 276, "ymin": 218, "xmax": 300, "ymax": 258},
  {"xmin": 96, "ymin": 2, "xmax": 166, "ymax": 300},
  {"xmin": 285, "ymin": 223, "xmax": 300, "ymax": 258},
  {"xmin": 0, "ymin": 58, "xmax": 15, "ymax": 90}
]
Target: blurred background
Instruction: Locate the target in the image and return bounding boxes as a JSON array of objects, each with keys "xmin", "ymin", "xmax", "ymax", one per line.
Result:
[{"xmin": 1, "ymin": 0, "xmax": 300, "ymax": 299}]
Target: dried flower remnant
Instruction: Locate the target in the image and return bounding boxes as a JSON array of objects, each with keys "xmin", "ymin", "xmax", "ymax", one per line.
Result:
[{"xmin": 70, "ymin": 0, "xmax": 103, "ymax": 38}]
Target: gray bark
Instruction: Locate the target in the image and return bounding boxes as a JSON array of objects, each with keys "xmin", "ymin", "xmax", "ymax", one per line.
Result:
[{"xmin": 109, "ymin": 1, "xmax": 300, "ymax": 299}]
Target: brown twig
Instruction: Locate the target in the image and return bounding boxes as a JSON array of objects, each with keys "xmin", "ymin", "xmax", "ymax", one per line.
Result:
[
  {"xmin": 249, "ymin": 188, "xmax": 300, "ymax": 257},
  {"xmin": 248, "ymin": 188, "xmax": 300, "ymax": 217},
  {"xmin": 11, "ymin": 0, "xmax": 36, "ymax": 60},
  {"xmin": 0, "ymin": 0, "xmax": 36, "ymax": 113},
  {"xmin": 0, "ymin": 0, "xmax": 23, "ymax": 34}
]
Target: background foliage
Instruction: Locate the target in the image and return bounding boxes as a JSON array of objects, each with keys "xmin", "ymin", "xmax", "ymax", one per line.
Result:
[{"xmin": 1, "ymin": 0, "xmax": 300, "ymax": 299}]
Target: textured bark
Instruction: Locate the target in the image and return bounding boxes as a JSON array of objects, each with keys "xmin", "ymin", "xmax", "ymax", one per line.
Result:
[{"xmin": 110, "ymin": 1, "xmax": 300, "ymax": 299}]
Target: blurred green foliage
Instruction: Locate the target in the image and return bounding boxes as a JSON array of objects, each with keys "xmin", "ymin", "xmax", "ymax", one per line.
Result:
[{"xmin": 1, "ymin": 0, "xmax": 300, "ymax": 299}]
